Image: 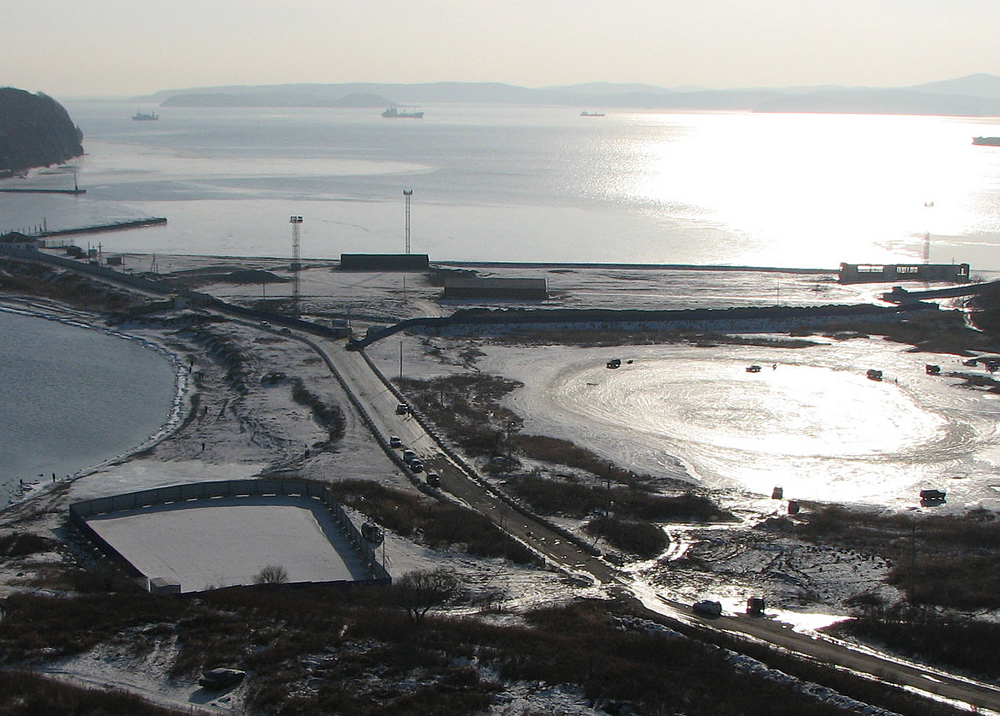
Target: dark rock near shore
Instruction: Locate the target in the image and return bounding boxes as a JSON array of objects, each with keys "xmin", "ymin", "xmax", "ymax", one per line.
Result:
[{"xmin": 0, "ymin": 88, "xmax": 84, "ymax": 172}]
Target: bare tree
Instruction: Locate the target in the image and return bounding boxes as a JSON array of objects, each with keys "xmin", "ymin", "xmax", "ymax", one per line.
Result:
[
  {"xmin": 254, "ymin": 564, "xmax": 289, "ymax": 585},
  {"xmin": 392, "ymin": 568, "xmax": 460, "ymax": 625}
]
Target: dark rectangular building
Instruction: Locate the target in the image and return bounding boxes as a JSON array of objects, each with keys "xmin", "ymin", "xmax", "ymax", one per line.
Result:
[
  {"xmin": 339, "ymin": 254, "xmax": 429, "ymax": 271},
  {"xmin": 839, "ymin": 262, "xmax": 970, "ymax": 284}
]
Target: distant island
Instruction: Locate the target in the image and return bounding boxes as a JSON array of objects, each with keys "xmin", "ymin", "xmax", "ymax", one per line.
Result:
[
  {"xmin": 0, "ymin": 88, "xmax": 83, "ymax": 173},
  {"xmin": 146, "ymin": 73, "xmax": 1000, "ymax": 117}
]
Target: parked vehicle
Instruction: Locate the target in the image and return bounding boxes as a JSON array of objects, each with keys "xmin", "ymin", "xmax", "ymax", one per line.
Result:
[
  {"xmin": 426, "ymin": 472, "xmax": 441, "ymax": 487},
  {"xmin": 410, "ymin": 460, "xmax": 424, "ymax": 473},
  {"xmin": 402, "ymin": 449, "xmax": 417, "ymax": 463},
  {"xmin": 389, "ymin": 436, "xmax": 402, "ymax": 448},
  {"xmin": 607, "ymin": 358, "xmax": 621, "ymax": 369},
  {"xmin": 866, "ymin": 368, "xmax": 883, "ymax": 381},
  {"xmin": 746, "ymin": 596, "xmax": 766, "ymax": 616},
  {"xmin": 199, "ymin": 668, "xmax": 246, "ymax": 690},
  {"xmin": 920, "ymin": 488, "xmax": 947, "ymax": 502},
  {"xmin": 693, "ymin": 600, "xmax": 723, "ymax": 617},
  {"xmin": 925, "ymin": 364, "xmax": 941, "ymax": 375},
  {"xmin": 746, "ymin": 364, "xmax": 762, "ymax": 373}
]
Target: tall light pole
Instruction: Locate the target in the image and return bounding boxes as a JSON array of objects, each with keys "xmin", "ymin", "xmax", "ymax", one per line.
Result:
[
  {"xmin": 402, "ymin": 189, "xmax": 413, "ymax": 254},
  {"xmin": 290, "ymin": 215, "xmax": 303, "ymax": 315}
]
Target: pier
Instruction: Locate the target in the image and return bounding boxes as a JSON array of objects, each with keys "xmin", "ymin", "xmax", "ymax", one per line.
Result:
[
  {"xmin": 0, "ymin": 187, "xmax": 86, "ymax": 195},
  {"xmin": 36, "ymin": 217, "xmax": 167, "ymax": 238}
]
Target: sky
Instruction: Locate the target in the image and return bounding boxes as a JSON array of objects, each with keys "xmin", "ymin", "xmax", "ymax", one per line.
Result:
[{"xmin": 5, "ymin": 0, "xmax": 1000, "ymax": 98}]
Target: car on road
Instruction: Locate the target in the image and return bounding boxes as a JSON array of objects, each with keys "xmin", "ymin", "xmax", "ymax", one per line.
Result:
[
  {"xmin": 402, "ymin": 449, "xmax": 417, "ymax": 463},
  {"xmin": 199, "ymin": 668, "xmax": 246, "ymax": 690},
  {"xmin": 693, "ymin": 600, "xmax": 723, "ymax": 617},
  {"xmin": 389, "ymin": 436, "xmax": 402, "ymax": 448},
  {"xmin": 395, "ymin": 403, "xmax": 409, "ymax": 415},
  {"xmin": 410, "ymin": 460, "xmax": 424, "ymax": 473},
  {"xmin": 426, "ymin": 472, "xmax": 441, "ymax": 487}
]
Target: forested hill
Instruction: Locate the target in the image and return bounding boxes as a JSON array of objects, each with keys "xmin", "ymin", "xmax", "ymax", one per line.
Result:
[{"xmin": 0, "ymin": 88, "xmax": 83, "ymax": 173}]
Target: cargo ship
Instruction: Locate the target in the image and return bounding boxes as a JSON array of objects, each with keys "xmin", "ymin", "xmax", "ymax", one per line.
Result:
[{"xmin": 382, "ymin": 107, "xmax": 424, "ymax": 119}]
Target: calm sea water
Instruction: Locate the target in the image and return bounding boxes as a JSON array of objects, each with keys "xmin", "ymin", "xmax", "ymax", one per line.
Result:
[
  {"xmin": 5, "ymin": 102, "xmax": 1000, "ymax": 270},
  {"xmin": 0, "ymin": 310, "xmax": 179, "ymax": 504}
]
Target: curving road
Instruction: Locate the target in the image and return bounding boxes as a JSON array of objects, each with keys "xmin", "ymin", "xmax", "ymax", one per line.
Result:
[{"xmin": 309, "ymin": 332, "xmax": 1000, "ymax": 715}]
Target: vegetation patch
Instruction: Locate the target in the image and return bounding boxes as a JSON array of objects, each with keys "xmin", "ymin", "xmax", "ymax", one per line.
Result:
[
  {"xmin": 584, "ymin": 516, "xmax": 668, "ymax": 558},
  {"xmin": 326, "ymin": 480, "xmax": 536, "ymax": 564},
  {"xmin": 0, "ymin": 532, "xmax": 56, "ymax": 558},
  {"xmin": 289, "ymin": 377, "xmax": 346, "ymax": 442},
  {"xmin": 831, "ymin": 604, "xmax": 1000, "ymax": 682},
  {"xmin": 509, "ymin": 473, "xmax": 728, "ymax": 523},
  {"xmin": 0, "ymin": 258, "xmax": 143, "ymax": 313},
  {"xmin": 0, "ymin": 670, "xmax": 186, "ymax": 716},
  {"xmin": 3, "ymin": 584, "xmax": 962, "ymax": 716}
]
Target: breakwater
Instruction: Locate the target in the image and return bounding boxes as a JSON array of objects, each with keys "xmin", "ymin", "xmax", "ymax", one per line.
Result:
[
  {"xmin": 0, "ymin": 187, "xmax": 86, "ymax": 195},
  {"xmin": 38, "ymin": 217, "xmax": 167, "ymax": 237},
  {"xmin": 352, "ymin": 303, "xmax": 939, "ymax": 348}
]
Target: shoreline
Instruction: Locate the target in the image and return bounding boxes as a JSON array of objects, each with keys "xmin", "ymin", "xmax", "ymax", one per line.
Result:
[{"xmin": 0, "ymin": 300, "xmax": 192, "ymax": 507}]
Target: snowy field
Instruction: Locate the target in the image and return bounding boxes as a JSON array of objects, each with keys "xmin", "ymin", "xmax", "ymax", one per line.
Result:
[{"xmin": 84, "ymin": 495, "xmax": 372, "ymax": 592}]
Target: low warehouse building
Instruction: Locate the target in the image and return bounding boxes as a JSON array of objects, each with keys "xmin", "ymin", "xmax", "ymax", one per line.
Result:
[
  {"xmin": 443, "ymin": 276, "xmax": 549, "ymax": 300},
  {"xmin": 339, "ymin": 253, "xmax": 429, "ymax": 271}
]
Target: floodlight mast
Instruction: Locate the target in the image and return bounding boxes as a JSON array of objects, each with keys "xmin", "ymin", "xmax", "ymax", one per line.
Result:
[
  {"xmin": 402, "ymin": 190, "xmax": 413, "ymax": 254},
  {"xmin": 290, "ymin": 215, "xmax": 303, "ymax": 315}
]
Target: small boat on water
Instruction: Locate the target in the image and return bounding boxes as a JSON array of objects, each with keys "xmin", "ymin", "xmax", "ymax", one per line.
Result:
[
  {"xmin": 580, "ymin": 111, "xmax": 605, "ymax": 117},
  {"xmin": 132, "ymin": 111, "xmax": 159, "ymax": 121},
  {"xmin": 382, "ymin": 107, "xmax": 424, "ymax": 119},
  {"xmin": 973, "ymin": 136, "xmax": 1000, "ymax": 146},
  {"xmin": 746, "ymin": 365, "xmax": 762, "ymax": 373}
]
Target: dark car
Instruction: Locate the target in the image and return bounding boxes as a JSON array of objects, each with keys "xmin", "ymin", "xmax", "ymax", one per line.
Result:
[
  {"xmin": 426, "ymin": 472, "xmax": 441, "ymax": 487},
  {"xmin": 199, "ymin": 668, "xmax": 246, "ymax": 690},
  {"xmin": 410, "ymin": 460, "xmax": 424, "ymax": 473},
  {"xmin": 389, "ymin": 435, "xmax": 402, "ymax": 448},
  {"xmin": 395, "ymin": 403, "xmax": 409, "ymax": 415}
]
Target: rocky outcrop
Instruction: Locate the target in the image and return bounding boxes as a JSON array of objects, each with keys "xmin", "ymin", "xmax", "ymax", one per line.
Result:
[{"xmin": 0, "ymin": 88, "xmax": 84, "ymax": 172}]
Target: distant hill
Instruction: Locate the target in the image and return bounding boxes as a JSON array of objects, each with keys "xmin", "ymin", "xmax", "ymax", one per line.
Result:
[
  {"xmin": 145, "ymin": 75, "xmax": 1000, "ymax": 117},
  {"xmin": 0, "ymin": 88, "xmax": 83, "ymax": 172}
]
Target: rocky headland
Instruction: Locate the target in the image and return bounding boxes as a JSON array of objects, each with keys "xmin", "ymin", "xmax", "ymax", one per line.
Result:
[{"xmin": 0, "ymin": 87, "xmax": 83, "ymax": 173}]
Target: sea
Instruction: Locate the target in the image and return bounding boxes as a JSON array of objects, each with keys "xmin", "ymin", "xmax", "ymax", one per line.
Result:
[
  {"xmin": 0, "ymin": 310, "xmax": 179, "ymax": 505},
  {"xmin": 4, "ymin": 102, "xmax": 1000, "ymax": 270},
  {"xmin": 5, "ymin": 102, "xmax": 1000, "ymax": 505}
]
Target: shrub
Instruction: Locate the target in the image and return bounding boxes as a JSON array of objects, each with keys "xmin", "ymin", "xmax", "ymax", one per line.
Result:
[{"xmin": 585, "ymin": 516, "xmax": 668, "ymax": 558}]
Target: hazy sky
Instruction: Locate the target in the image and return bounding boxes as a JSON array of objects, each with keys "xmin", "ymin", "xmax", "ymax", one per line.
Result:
[{"xmin": 6, "ymin": 0, "xmax": 999, "ymax": 97}]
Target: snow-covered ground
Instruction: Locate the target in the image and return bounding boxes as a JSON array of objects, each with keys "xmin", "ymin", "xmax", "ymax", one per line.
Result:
[
  {"xmin": 84, "ymin": 495, "xmax": 371, "ymax": 592},
  {"xmin": 3, "ymin": 256, "xmax": 997, "ymax": 712}
]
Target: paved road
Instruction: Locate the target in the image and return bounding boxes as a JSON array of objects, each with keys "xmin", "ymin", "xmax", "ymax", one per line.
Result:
[{"xmin": 312, "ymin": 333, "xmax": 1000, "ymax": 714}]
